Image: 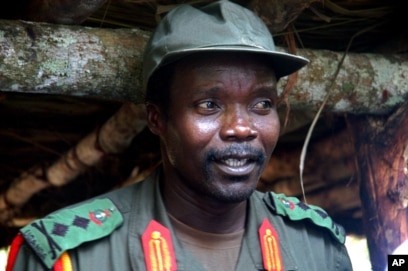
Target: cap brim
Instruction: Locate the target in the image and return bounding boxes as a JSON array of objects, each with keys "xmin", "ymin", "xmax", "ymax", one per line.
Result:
[{"xmin": 159, "ymin": 46, "xmax": 309, "ymax": 79}]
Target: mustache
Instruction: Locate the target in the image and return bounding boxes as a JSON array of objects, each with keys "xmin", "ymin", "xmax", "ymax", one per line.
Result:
[{"xmin": 205, "ymin": 143, "xmax": 266, "ymax": 165}]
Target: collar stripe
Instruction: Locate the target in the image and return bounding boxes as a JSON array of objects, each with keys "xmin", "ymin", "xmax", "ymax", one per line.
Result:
[
  {"xmin": 6, "ymin": 233, "xmax": 25, "ymax": 271},
  {"xmin": 259, "ymin": 218, "xmax": 284, "ymax": 271},
  {"xmin": 53, "ymin": 252, "xmax": 73, "ymax": 271},
  {"xmin": 142, "ymin": 220, "xmax": 177, "ymax": 271}
]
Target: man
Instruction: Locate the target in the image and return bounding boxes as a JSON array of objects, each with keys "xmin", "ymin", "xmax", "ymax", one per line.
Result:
[{"xmin": 7, "ymin": 1, "xmax": 353, "ymax": 270}]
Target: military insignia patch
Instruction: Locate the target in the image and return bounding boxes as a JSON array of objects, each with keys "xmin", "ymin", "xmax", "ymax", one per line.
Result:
[
  {"xmin": 259, "ymin": 218, "xmax": 284, "ymax": 271},
  {"xmin": 20, "ymin": 198, "xmax": 123, "ymax": 269},
  {"xmin": 90, "ymin": 209, "xmax": 113, "ymax": 225},
  {"xmin": 268, "ymin": 192, "xmax": 346, "ymax": 244},
  {"xmin": 142, "ymin": 220, "xmax": 177, "ymax": 271}
]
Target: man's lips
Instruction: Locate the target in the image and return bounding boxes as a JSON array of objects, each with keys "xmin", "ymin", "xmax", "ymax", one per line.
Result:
[
  {"xmin": 223, "ymin": 158, "xmax": 250, "ymax": 167},
  {"xmin": 205, "ymin": 144, "xmax": 266, "ymax": 177},
  {"xmin": 214, "ymin": 156, "xmax": 258, "ymax": 176}
]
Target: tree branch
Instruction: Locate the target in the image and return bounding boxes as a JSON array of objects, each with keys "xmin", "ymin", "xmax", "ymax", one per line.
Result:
[
  {"xmin": 0, "ymin": 102, "xmax": 146, "ymax": 226},
  {"xmin": 0, "ymin": 19, "xmax": 407, "ymax": 114}
]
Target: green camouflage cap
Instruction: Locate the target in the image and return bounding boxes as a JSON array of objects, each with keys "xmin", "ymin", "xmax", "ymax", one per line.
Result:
[{"xmin": 142, "ymin": 0, "xmax": 309, "ymax": 92}]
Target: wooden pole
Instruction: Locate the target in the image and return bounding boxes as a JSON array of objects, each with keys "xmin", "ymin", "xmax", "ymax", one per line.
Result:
[
  {"xmin": 0, "ymin": 102, "xmax": 146, "ymax": 226},
  {"xmin": 0, "ymin": 19, "xmax": 407, "ymax": 114},
  {"xmin": 21, "ymin": 0, "xmax": 107, "ymax": 24},
  {"xmin": 347, "ymin": 101, "xmax": 408, "ymax": 271}
]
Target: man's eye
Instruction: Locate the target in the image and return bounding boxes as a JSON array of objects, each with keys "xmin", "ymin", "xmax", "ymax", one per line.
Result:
[
  {"xmin": 254, "ymin": 100, "xmax": 273, "ymax": 110},
  {"xmin": 197, "ymin": 101, "xmax": 217, "ymax": 109}
]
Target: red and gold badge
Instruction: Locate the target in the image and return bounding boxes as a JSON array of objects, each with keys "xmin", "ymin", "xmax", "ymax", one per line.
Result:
[
  {"xmin": 258, "ymin": 218, "xmax": 283, "ymax": 271},
  {"xmin": 142, "ymin": 220, "xmax": 177, "ymax": 271}
]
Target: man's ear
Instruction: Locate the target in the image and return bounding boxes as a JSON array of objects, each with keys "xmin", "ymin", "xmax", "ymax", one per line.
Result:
[{"xmin": 146, "ymin": 103, "xmax": 166, "ymax": 136}]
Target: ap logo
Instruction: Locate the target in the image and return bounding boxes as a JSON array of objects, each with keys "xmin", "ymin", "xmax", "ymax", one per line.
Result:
[{"xmin": 388, "ymin": 255, "xmax": 408, "ymax": 270}]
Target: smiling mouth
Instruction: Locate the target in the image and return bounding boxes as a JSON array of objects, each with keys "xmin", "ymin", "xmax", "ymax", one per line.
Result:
[
  {"xmin": 206, "ymin": 144, "xmax": 265, "ymax": 177},
  {"xmin": 222, "ymin": 158, "xmax": 251, "ymax": 167},
  {"xmin": 216, "ymin": 157, "xmax": 257, "ymax": 176}
]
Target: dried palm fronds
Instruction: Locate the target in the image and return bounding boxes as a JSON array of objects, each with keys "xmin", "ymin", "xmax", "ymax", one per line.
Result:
[{"xmin": 83, "ymin": 0, "xmax": 404, "ymax": 53}]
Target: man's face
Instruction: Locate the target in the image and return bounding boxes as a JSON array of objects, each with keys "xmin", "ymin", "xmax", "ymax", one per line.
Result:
[{"xmin": 149, "ymin": 53, "xmax": 280, "ymax": 204}]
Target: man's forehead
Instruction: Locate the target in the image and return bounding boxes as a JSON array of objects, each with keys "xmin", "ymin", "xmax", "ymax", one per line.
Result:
[
  {"xmin": 174, "ymin": 52, "xmax": 277, "ymax": 78},
  {"xmin": 170, "ymin": 55, "xmax": 278, "ymax": 97}
]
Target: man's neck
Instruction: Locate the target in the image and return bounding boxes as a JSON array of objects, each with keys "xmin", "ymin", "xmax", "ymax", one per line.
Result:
[{"xmin": 161, "ymin": 179, "xmax": 247, "ymax": 234}]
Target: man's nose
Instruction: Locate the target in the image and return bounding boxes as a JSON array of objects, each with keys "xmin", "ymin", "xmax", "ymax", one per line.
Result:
[{"xmin": 220, "ymin": 107, "xmax": 258, "ymax": 141}]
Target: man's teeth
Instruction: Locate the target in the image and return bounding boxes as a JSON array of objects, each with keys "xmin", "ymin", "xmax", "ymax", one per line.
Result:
[{"xmin": 223, "ymin": 158, "xmax": 248, "ymax": 167}]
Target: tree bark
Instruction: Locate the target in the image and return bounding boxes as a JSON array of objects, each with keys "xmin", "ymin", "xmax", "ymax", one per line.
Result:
[
  {"xmin": 0, "ymin": 20, "xmax": 150, "ymax": 103},
  {"xmin": 347, "ymin": 102, "xmax": 408, "ymax": 271},
  {"xmin": 1, "ymin": 19, "xmax": 407, "ymax": 114}
]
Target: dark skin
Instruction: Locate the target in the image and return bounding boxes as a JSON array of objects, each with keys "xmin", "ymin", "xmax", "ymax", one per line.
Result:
[{"xmin": 146, "ymin": 53, "xmax": 280, "ymax": 234}]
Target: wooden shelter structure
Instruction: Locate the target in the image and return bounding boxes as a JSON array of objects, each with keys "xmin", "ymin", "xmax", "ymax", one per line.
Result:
[{"xmin": 0, "ymin": 0, "xmax": 407, "ymax": 270}]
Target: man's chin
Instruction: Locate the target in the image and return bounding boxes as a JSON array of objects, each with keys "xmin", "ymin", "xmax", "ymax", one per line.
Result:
[
  {"xmin": 209, "ymin": 182, "xmax": 257, "ymax": 204},
  {"xmin": 202, "ymin": 165, "xmax": 261, "ymax": 203}
]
